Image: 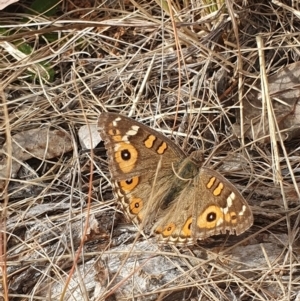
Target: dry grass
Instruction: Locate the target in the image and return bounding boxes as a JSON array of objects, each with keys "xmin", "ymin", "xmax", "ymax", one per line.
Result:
[{"xmin": 1, "ymin": 0, "xmax": 300, "ymax": 300}]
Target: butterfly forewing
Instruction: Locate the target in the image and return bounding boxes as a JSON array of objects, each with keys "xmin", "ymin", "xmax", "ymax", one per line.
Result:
[
  {"xmin": 98, "ymin": 112, "xmax": 185, "ymax": 180},
  {"xmin": 98, "ymin": 112, "xmax": 186, "ymax": 226}
]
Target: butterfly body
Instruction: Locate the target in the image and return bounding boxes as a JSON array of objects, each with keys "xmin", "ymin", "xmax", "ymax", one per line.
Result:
[{"xmin": 98, "ymin": 112, "xmax": 253, "ymax": 245}]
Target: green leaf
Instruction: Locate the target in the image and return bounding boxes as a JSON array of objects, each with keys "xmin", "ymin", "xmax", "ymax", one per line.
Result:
[{"xmin": 26, "ymin": 0, "xmax": 60, "ymax": 16}]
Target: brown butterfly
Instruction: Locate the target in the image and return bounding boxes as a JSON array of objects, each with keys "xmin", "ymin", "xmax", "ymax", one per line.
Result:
[{"xmin": 98, "ymin": 112, "xmax": 253, "ymax": 245}]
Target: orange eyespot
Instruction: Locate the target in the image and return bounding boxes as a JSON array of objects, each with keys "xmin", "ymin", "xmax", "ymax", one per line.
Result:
[
  {"xmin": 197, "ymin": 205, "xmax": 223, "ymax": 229},
  {"xmin": 108, "ymin": 128, "xmax": 121, "ymax": 135},
  {"xmin": 109, "ymin": 129, "xmax": 122, "ymax": 141},
  {"xmin": 129, "ymin": 198, "xmax": 143, "ymax": 215},
  {"xmin": 182, "ymin": 217, "xmax": 192, "ymax": 237},
  {"xmin": 158, "ymin": 223, "xmax": 176, "ymax": 237},
  {"xmin": 114, "ymin": 142, "xmax": 138, "ymax": 173},
  {"xmin": 225, "ymin": 211, "xmax": 237, "ymax": 224},
  {"xmin": 119, "ymin": 177, "xmax": 139, "ymax": 191}
]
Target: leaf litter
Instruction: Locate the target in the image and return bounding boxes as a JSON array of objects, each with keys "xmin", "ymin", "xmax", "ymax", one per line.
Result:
[{"xmin": 1, "ymin": 1, "xmax": 300, "ymax": 301}]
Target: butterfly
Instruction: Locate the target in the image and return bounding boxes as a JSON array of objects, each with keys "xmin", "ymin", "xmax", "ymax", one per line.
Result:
[{"xmin": 98, "ymin": 112, "xmax": 253, "ymax": 245}]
